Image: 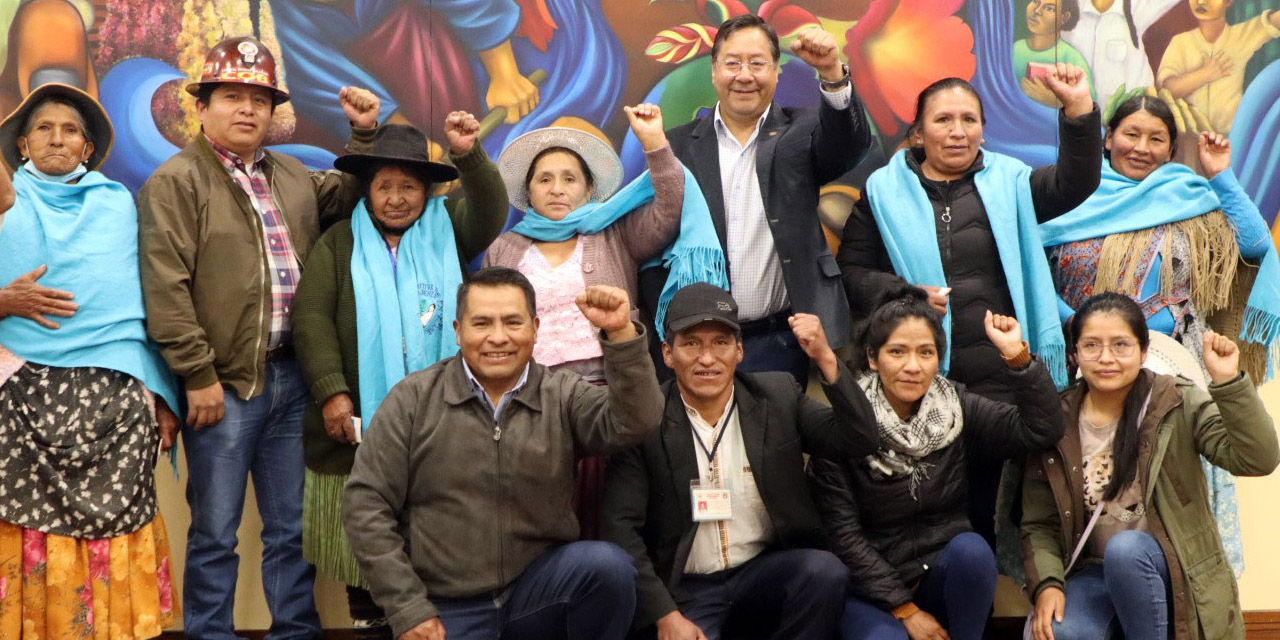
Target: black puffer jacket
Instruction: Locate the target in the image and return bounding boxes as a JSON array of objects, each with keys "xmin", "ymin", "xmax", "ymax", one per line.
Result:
[
  {"xmin": 808, "ymin": 358, "xmax": 1063, "ymax": 610},
  {"xmin": 837, "ymin": 108, "xmax": 1101, "ymax": 403}
]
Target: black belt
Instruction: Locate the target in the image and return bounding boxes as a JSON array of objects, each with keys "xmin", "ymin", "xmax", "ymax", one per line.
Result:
[
  {"xmin": 738, "ymin": 310, "xmax": 792, "ymax": 338},
  {"xmin": 265, "ymin": 343, "xmax": 295, "ymax": 362}
]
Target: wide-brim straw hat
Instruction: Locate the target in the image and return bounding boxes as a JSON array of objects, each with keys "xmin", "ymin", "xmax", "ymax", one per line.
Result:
[
  {"xmin": 0, "ymin": 83, "xmax": 113, "ymax": 171},
  {"xmin": 497, "ymin": 127, "xmax": 622, "ymax": 212},
  {"xmin": 1143, "ymin": 331, "xmax": 1208, "ymax": 389},
  {"xmin": 333, "ymin": 124, "xmax": 459, "ymax": 183}
]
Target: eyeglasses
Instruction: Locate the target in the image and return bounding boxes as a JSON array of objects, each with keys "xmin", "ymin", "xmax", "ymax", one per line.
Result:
[
  {"xmin": 716, "ymin": 58, "xmax": 775, "ymax": 77},
  {"xmin": 1076, "ymin": 339, "xmax": 1137, "ymax": 361}
]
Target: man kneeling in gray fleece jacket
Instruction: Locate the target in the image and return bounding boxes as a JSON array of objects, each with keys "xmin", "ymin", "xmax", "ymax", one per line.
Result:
[{"xmin": 343, "ymin": 267, "xmax": 663, "ymax": 640}]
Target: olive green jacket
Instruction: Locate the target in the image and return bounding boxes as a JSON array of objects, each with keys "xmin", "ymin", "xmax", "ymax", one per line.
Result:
[
  {"xmin": 1023, "ymin": 370, "xmax": 1278, "ymax": 640},
  {"xmin": 138, "ymin": 129, "xmax": 373, "ymax": 399}
]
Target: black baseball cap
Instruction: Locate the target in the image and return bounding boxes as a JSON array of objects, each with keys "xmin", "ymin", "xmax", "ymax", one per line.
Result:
[{"xmin": 664, "ymin": 283, "xmax": 740, "ymax": 338}]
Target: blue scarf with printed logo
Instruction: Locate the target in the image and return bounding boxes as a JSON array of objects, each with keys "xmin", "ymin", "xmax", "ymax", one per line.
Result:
[
  {"xmin": 351, "ymin": 197, "xmax": 461, "ymax": 427},
  {"xmin": 865, "ymin": 148, "xmax": 1068, "ymax": 388},
  {"xmin": 512, "ymin": 163, "xmax": 727, "ymax": 340},
  {"xmin": 0, "ymin": 166, "xmax": 179, "ymax": 414}
]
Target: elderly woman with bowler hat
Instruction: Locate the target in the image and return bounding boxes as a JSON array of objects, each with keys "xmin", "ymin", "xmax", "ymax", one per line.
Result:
[
  {"xmin": 291, "ymin": 112, "xmax": 507, "ymax": 638},
  {"xmin": 0, "ymin": 83, "xmax": 182, "ymax": 639}
]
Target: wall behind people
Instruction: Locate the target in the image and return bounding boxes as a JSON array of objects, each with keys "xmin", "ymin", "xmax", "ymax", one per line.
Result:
[
  {"xmin": 8, "ymin": 0, "xmax": 1279, "ymax": 234},
  {"xmin": 13, "ymin": 0, "xmax": 1280, "ymax": 626}
]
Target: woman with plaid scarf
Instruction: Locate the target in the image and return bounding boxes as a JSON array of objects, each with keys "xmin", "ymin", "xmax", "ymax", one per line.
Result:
[{"xmin": 808, "ymin": 286, "xmax": 1064, "ymax": 640}]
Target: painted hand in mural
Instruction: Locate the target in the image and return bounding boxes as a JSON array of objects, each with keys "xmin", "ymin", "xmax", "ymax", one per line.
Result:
[
  {"xmin": 1203, "ymin": 330, "xmax": 1241, "ymax": 386},
  {"xmin": 1196, "ymin": 51, "xmax": 1235, "ymax": 86},
  {"xmin": 789, "ymin": 28, "xmax": 844, "ymax": 81},
  {"xmin": 1041, "ymin": 63, "xmax": 1093, "ymax": 118},
  {"xmin": 1197, "ymin": 131, "xmax": 1232, "ymax": 179},
  {"xmin": 479, "ymin": 41, "xmax": 541, "ymax": 124},
  {"xmin": 339, "ymin": 86, "xmax": 382, "ymax": 130},
  {"xmin": 624, "ymin": 103, "xmax": 667, "ymax": 152},
  {"xmin": 445, "ymin": 111, "xmax": 482, "ymax": 156},
  {"xmin": 576, "ymin": 285, "xmax": 636, "ymax": 341},
  {"xmin": 1020, "ymin": 76, "xmax": 1061, "ymax": 109}
]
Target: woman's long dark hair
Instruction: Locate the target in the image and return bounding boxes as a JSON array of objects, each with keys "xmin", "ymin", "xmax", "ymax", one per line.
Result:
[
  {"xmin": 854, "ymin": 284, "xmax": 947, "ymax": 373},
  {"xmin": 1067, "ymin": 292, "xmax": 1150, "ymax": 501}
]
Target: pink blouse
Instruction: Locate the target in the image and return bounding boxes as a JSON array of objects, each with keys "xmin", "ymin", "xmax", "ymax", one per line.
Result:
[{"xmin": 517, "ymin": 241, "xmax": 604, "ymax": 369}]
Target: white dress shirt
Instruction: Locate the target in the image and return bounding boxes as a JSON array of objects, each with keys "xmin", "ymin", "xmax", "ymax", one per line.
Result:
[
  {"xmin": 712, "ymin": 84, "xmax": 851, "ymax": 321},
  {"xmin": 683, "ymin": 390, "xmax": 776, "ymax": 574}
]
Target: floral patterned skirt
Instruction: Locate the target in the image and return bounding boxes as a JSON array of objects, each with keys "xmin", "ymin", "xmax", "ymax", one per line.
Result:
[{"xmin": 0, "ymin": 512, "xmax": 179, "ymax": 640}]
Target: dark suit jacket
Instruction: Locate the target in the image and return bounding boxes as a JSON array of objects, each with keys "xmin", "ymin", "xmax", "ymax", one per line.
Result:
[
  {"xmin": 600, "ymin": 364, "xmax": 878, "ymax": 629},
  {"xmin": 638, "ymin": 92, "xmax": 871, "ymax": 349}
]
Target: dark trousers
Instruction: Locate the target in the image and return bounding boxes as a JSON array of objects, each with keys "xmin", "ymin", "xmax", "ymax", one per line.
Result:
[
  {"xmin": 839, "ymin": 533, "xmax": 997, "ymax": 640},
  {"xmin": 739, "ymin": 312, "xmax": 810, "ymax": 388},
  {"xmin": 432, "ymin": 541, "xmax": 636, "ymax": 640},
  {"xmin": 676, "ymin": 549, "xmax": 848, "ymax": 640}
]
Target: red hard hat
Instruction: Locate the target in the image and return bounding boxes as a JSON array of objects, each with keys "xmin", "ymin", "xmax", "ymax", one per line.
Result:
[{"xmin": 185, "ymin": 36, "xmax": 289, "ymax": 104}]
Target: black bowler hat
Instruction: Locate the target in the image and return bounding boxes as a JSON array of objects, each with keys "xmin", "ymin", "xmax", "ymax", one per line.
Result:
[
  {"xmin": 664, "ymin": 283, "xmax": 740, "ymax": 338},
  {"xmin": 334, "ymin": 124, "xmax": 459, "ymax": 183}
]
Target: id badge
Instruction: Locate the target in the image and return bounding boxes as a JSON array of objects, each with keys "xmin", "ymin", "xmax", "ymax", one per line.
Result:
[{"xmin": 690, "ymin": 480, "xmax": 732, "ymax": 521}]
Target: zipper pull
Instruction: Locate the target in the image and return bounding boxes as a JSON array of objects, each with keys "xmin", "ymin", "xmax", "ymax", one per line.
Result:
[
  {"xmin": 941, "ymin": 205, "xmax": 952, "ymax": 224},
  {"xmin": 493, "ymin": 425, "xmax": 502, "ymax": 441}
]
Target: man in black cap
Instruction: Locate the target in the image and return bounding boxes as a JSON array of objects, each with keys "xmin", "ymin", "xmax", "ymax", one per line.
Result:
[{"xmin": 601, "ymin": 283, "xmax": 879, "ymax": 640}]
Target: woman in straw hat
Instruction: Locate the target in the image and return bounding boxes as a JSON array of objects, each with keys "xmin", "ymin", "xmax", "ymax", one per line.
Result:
[
  {"xmin": 483, "ymin": 104, "xmax": 725, "ymax": 539},
  {"xmin": 291, "ymin": 111, "xmax": 507, "ymax": 638},
  {"xmin": 0, "ymin": 83, "xmax": 181, "ymax": 639}
]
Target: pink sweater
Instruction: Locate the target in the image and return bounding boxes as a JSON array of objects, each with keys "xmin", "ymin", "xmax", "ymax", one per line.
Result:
[{"xmin": 482, "ymin": 145, "xmax": 684, "ymax": 304}]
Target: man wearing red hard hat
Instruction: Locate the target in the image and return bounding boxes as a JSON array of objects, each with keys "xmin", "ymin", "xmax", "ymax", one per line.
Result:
[{"xmin": 137, "ymin": 36, "xmax": 380, "ymax": 640}]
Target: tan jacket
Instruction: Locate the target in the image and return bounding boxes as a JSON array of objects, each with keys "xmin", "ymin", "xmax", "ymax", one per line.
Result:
[
  {"xmin": 342, "ymin": 327, "xmax": 663, "ymax": 638},
  {"xmin": 138, "ymin": 129, "xmax": 372, "ymax": 398},
  {"xmin": 1023, "ymin": 371, "xmax": 1278, "ymax": 640}
]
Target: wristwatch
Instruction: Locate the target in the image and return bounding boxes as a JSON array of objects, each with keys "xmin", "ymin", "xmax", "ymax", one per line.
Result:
[{"xmin": 820, "ymin": 63, "xmax": 850, "ymax": 90}]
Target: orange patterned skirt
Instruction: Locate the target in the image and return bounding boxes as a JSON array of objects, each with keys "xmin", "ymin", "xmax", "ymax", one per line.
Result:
[{"xmin": 0, "ymin": 513, "xmax": 179, "ymax": 639}]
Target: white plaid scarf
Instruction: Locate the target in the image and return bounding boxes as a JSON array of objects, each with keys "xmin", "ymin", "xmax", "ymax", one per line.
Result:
[{"xmin": 859, "ymin": 372, "xmax": 964, "ymax": 499}]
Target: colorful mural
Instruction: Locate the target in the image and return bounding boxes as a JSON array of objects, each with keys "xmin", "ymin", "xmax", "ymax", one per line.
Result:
[{"xmin": 5, "ymin": 0, "xmax": 1279, "ymax": 236}]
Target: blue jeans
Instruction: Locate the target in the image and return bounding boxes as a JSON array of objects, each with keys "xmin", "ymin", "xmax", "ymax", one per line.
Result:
[
  {"xmin": 840, "ymin": 532, "xmax": 997, "ymax": 640},
  {"xmin": 740, "ymin": 317, "xmax": 810, "ymax": 388},
  {"xmin": 181, "ymin": 360, "xmax": 321, "ymax": 640},
  {"xmin": 677, "ymin": 549, "xmax": 848, "ymax": 640},
  {"xmin": 1052, "ymin": 531, "xmax": 1171, "ymax": 640},
  {"xmin": 432, "ymin": 541, "xmax": 636, "ymax": 640}
]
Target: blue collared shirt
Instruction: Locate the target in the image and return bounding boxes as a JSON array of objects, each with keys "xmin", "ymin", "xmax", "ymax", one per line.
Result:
[{"xmin": 461, "ymin": 359, "xmax": 531, "ymax": 422}]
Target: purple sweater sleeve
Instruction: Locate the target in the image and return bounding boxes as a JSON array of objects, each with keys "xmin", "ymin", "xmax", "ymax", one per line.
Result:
[{"xmin": 612, "ymin": 145, "xmax": 684, "ymax": 262}]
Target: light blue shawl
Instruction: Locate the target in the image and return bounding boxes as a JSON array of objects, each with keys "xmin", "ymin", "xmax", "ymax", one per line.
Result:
[
  {"xmin": 513, "ymin": 163, "xmax": 727, "ymax": 339},
  {"xmin": 865, "ymin": 148, "xmax": 1068, "ymax": 388},
  {"xmin": 351, "ymin": 197, "xmax": 461, "ymax": 427}
]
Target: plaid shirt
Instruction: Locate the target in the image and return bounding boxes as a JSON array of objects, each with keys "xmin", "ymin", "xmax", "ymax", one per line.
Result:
[{"xmin": 206, "ymin": 135, "xmax": 300, "ymax": 350}]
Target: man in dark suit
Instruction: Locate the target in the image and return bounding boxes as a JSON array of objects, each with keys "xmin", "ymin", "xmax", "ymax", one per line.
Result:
[
  {"xmin": 602, "ymin": 284, "xmax": 878, "ymax": 640},
  {"xmin": 640, "ymin": 14, "xmax": 872, "ymax": 386}
]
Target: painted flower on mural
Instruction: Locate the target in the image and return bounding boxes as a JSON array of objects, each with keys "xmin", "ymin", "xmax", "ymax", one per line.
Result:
[
  {"xmin": 846, "ymin": 0, "xmax": 976, "ymax": 136},
  {"xmin": 644, "ymin": 0, "xmax": 820, "ymax": 64}
]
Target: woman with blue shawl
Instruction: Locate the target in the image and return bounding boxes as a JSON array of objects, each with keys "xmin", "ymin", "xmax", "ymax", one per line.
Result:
[
  {"xmin": 1041, "ymin": 94, "xmax": 1280, "ymax": 581},
  {"xmin": 0, "ymin": 83, "xmax": 181, "ymax": 639},
  {"xmin": 483, "ymin": 104, "xmax": 725, "ymax": 539},
  {"xmin": 836, "ymin": 68, "xmax": 1100, "ymax": 549},
  {"xmin": 291, "ymin": 112, "xmax": 508, "ymax": 639}
]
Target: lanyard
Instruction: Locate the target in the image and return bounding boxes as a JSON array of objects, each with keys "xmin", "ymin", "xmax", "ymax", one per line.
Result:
[{"xmin": 691, "ymin": 401, "xmax": 737, "ymax": 479}]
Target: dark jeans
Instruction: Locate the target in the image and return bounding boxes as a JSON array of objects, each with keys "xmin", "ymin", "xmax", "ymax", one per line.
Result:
[
  {"xmin": 181, "ymin": 359, "xmax": 321, "ymax": 640},
  {"xmin": 1052, "ymin": 531, "xmax": 1172, "ymax": 640},
  {"xmin": 739, "ymin": 313, "xmax": 810, "ymax": 388},
  {"xmin": 677, "ymin": 549, "xmax": 848, "ymax": 640},
  {"xmin": 839, "ymin": 532, "xmax": 997, "ymax": 640},
  {"xmin": 432, "ymin": 541, "xmax": 636, "ymax": 640}
]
